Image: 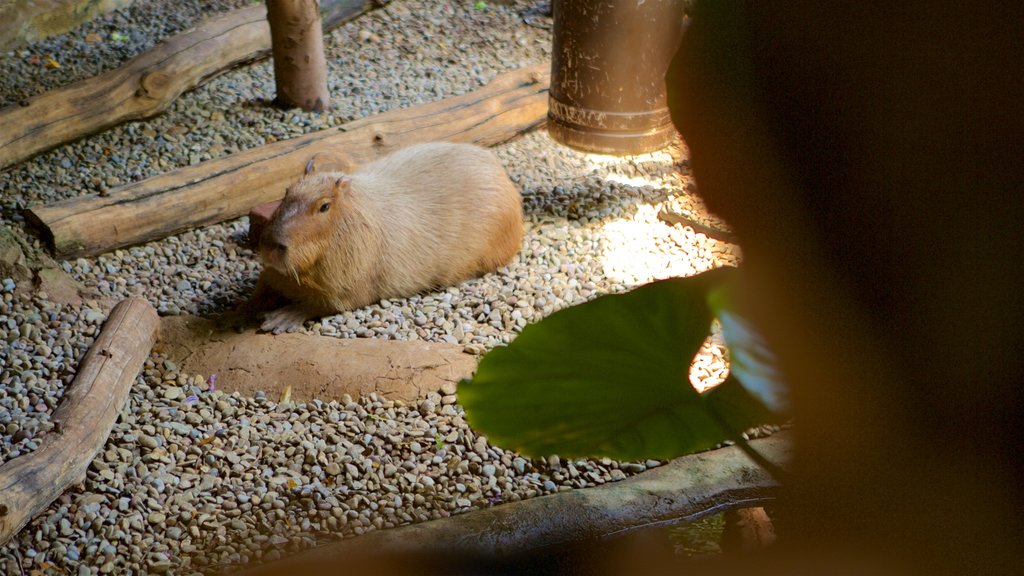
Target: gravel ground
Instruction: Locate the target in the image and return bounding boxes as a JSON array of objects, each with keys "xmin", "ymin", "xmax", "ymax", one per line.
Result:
[{"xmin": 0, "ymin": 0, "xmax": 747, "ymax": 573}]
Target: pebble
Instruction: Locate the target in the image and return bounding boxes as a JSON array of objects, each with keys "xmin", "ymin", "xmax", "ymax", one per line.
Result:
[{"xmin": 0, "ymin": 0, "xmax": 745, "ymax": 573}]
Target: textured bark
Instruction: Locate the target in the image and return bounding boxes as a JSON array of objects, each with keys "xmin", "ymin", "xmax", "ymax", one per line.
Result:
[
  {"xmin": 0, "ymin": 0, "xmax": 382, "ymax": 171},
  {"xmin": 0, "ymin": 298, "xmax": 159, "ymax": 546},
  {"xmin": 25, "ymin": 65, "xmax": 549, "ymax": 259},
  {"xmin": 266, "ymin": 0, "xmax": 331, "ymax": 111},
  {"xmin": 157, "ymin": 314, "xmax": 476, "ymax": 402},
  {"xmin": 235, "ymin": 433, "xmax": 790, "ymax": 574}
]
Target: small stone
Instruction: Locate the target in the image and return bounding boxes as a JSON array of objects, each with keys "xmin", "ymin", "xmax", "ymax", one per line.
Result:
[
  {"xmin": 163, "ymin": 387, "xmax": 182, "ymax": 400},
  {"xmin": 325, "ymin": 463, "xmax": 342, "ymax": 476},
  {"xmin": 512, "ymin": 457, "xmax": 527, "ymax": 474},
  {"xmin": 620, "ymin": 462, "xmax": 646, "ymax": 473},
  {"xmin": 138, "ymin": 435, "xmax": 158, "ymax": 450}
]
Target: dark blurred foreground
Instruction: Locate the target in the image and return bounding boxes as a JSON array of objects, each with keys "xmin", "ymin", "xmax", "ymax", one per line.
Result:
[{"xmin": 667, "ymin": 1, "xmax": 1024, "ymax": 575}]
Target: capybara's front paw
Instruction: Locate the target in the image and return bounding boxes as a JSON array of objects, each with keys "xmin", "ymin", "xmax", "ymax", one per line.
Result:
[{"xmin": 259, "ymin": 304, "xmax": 310, "ymax": 335}]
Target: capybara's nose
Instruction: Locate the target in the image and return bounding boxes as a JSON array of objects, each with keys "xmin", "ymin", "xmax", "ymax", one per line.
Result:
[{"xmin": 261, "ymin": 236, "xmax": 287, "ymax": 255}]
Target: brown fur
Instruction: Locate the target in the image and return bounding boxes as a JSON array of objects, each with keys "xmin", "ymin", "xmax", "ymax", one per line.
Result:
[{"xmin": 253, "ymin": 142, "xmax": 523, "ymax": 333}]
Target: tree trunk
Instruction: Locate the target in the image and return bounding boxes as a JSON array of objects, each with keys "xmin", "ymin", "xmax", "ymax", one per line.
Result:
[
  {"xmin": 266, "ymin": 0, "xmax": 331, "ymax": 112},
  {"xmin": 721, "ymin": 507, "xmax": 777, "ymax": 555}
]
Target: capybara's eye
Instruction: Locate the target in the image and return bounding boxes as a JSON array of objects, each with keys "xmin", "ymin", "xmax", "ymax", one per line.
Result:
[{"xmin": 319, "ymin": 202, "xmax": 331, "ymax": 213}]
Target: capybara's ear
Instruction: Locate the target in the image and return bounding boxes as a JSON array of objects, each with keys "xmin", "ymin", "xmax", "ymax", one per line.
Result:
[
  {"xmin": 305, "ymin": 157, "xmax": 317, "ymax": 175},
  {"xmin": 334, "ymin": 175, "xmax": 352, "ymax": 194}
]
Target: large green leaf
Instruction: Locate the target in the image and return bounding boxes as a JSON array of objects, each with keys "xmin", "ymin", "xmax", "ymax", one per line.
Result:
[
  {"xmin": 459, "ymin": 269, "xmax": 740, "ymax": 460},
  {"xmin": 706, "ymin": 271, "xmax": 791, "ymax": 414}
]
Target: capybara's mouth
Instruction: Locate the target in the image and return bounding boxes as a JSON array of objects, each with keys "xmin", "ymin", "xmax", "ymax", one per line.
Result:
[
  {"xmin": 261, "ymin": 244, "xmax": 313, "ymax": 280},
  {"xmin": 260, "ymin": 246, "xmax": 292, "ymax": 275}
]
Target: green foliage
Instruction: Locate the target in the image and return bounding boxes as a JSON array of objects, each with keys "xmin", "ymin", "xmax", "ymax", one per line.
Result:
[{"xmin": 459, "ymin": 268, "xmax": 785, "ymax": 461}]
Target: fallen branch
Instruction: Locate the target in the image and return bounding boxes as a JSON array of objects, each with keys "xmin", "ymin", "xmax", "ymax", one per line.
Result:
[
  {"xmin": 0, "ymin": 0, "xmax": 384, "ymax": 170},
  {"xmin": 158, "ymin": 314, "xmax": 476, "ymax": 402},
  {"xmin": 235, "ymin": 433, "xmax": 791, "ymax": 574},
  {"xmin": 26, "ymin": 64, "xmax": 549, "ymax": 259},
  {"xmin": 0, "ymin": 298, "xmax": 159, "ymax": 546}
]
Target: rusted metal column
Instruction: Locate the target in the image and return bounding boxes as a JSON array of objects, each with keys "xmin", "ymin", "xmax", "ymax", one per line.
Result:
[{"xmin": 548, "ymin": 0, "xmax": 686, "ymax": 155}]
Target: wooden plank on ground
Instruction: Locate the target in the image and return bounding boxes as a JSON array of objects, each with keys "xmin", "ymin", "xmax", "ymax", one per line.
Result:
[
  {"xmin": 0, "ymin": 0, "xmax": 383, "ymax": 170},
  {"xmin": 158, "ymin": 314, "xmax": 476, "ymax": 403},
  {"xmin": 0, "ymin": 298, "xmax": 159, "ymax": 546},
  {"xmin": 25, "ymin": 64, "xmax": 550, "ymax": 259}
]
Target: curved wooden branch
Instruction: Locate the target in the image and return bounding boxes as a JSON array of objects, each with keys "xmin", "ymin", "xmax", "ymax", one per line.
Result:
[
  {"xmin": 236, "ymin": 433, "xmax": 791, "ymax": 574},
  {"xmin": 0, "ymin": 298, "xmax": 159, "ymax": 546},
  {"xmin": 25, "ymin": 64, "xmax": 550, "ymax": 259},
  {"xmin": 0, "ymin": 0, "xmax": 384, "ymax": 171}
]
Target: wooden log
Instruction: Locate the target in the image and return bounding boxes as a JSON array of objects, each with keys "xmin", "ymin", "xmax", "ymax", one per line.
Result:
[
  {"xmin": 25, "ymin": 64, "xmax": 550, "ymax": 259},
  {"xmin": 235, "ymin": 433, "xmax": 791, "ymax": 575},
  {"xmin": 0, "ymin": 0, "xmax": 383, "ymax": 171},
  {"xmin": 157, "ymin": 314, "xmax": 476, "ymax": 403},
  {"xmin": 0, "ymin": 298, "xmax": 159, "ymax": 547},
  {"xmin": 267, "ymin": 0, "xmax": 331, "ymax": 112}
]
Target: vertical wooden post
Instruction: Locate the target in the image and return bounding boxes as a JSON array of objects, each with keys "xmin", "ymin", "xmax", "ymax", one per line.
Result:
[
  {"xmin": 721, "ymin": 507, "xmax": 777, "ymax": 554},
  {"xmin": 266, "ymin": 0, "xmax": 331, "ymax": 112}
]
